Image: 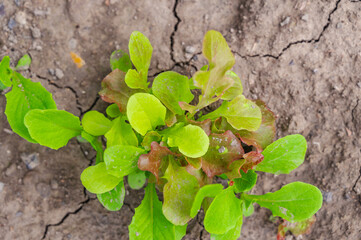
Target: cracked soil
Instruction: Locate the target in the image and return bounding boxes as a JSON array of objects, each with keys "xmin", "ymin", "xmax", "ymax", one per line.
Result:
[{"xmin": 0, "ymin": 0, "xmax": 360, "ymax": 239}]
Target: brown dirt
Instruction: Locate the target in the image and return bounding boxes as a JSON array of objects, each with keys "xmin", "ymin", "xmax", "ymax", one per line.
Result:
[{"xmin": 0, "ymin": 0, "xmax": 360, "ymax": 239}]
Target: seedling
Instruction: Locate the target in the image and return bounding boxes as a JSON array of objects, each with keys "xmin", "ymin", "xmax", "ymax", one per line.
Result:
[{"xmin": 0, "ymin": 30, "xmax": 323, "ymax": 239}]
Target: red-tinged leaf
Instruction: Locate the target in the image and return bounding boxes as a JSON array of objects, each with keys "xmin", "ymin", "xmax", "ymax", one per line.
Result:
[
  {"xmin": 224, "ymin": 159, "xmax": 245, "ymax": 180},
  {"xmin": 187, "ymin": 118, "xmax": 212, "ymax": 136},
  {"xmin": 238, "ymin": 100, "xmax": 276, "ymax": 151},
  {"xmin": 138, "ymin": 142, "xmax": 175, "ymax": 184},
  {"xmin": 98, "ymin": 69, "xmax": 139, "ymax": 112},
  {"xmin": 185, "ymin": 157, "xmax": 201, "ymax": 169},
  {"xmin": 277, "ymin": 215, "xmax": 316, "ymax": 240},
  {"xmin": 241, "ymin": 151, "xmax": 264, "ymax": 173},
  {"xmin": 201, "ymin": 131, "xmax": 244, "ymax": 178}
]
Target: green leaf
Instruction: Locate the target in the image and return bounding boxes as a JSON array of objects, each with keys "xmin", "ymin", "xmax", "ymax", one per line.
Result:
[
  {"xmin": 128, "ymin": 170, "xmax": 146, "ymax": 190},
  {"xmin": 104, "ymin": 145, "xmax": 146, "ymax": 178},
  {"xmin": 82, "ymin": 111, "xmax": 112, "ymax": 136},
  {"xmin": 163, "ymin": 159, "xmax": 200, "ymax": 225},
  {"xmin": 234, "ymin": 170, "xmax": 257, "ymax": 193},
  {"xmin": 129, "ymin": 184, "xmax": 187, "ymax": 240},
  {"xmin": 15, "ymin": 54, "xmax": 32, "ymax": 70},
  {"xmin": 5, "ymin": 72, "xmax": 57, "ymax": 142},
  {"xmin": 99, "ymin": 69, "xmax": 139, "ymax": 112},
  {"xmin": 200, "ymin": 130, "xmax": 244, "ymax": 178},
  {"xmin": 106, "ymin": 103, "xmax": 121, "ymax": 118},
  {"xmin": 110, "ymin": 49, "xmax": 132, "ymax": 72},
  {"xmin": 105, "ymin": 116, "xmax": 138, "ymax": 147},
  {"xmin": 242, "ymin": 202, "xmax": 254, "ymax": 217},
  {"xmin": 220, "ymin": 71, "xmax": 243, "ymax": 101},
  {"xmin": 0, "ymin": 80, "xmax": 6, "ymax": 91},
  {"xmin": 129, "ymin": 31, "xmax": 153, "ymax": 74},
  {"xmin": 255, "ymin": 134, "xmax": 307, "ymax": 174},
  {"xmin": 204, "ymin": 187, "xmax": 242, "ymax": 234},
  {"xmin": 125, "ymin": 69, "xmax": 149, "ymax": 90},
  {"xmin": 0, "ymin": 56, "xmax": 13, "ymax": 87},
  {"xmin": 127, "ymin": 93, "xmax": 166, "ymax": 135},
  {"xmin": 97, "ymin": 180, "xmax": 125, "ymax": 211},
  {"xmin": 81, "ymin": 162, "xmax": 122, "ymax": 194},
  {"xmin": 152, "ymin": 71, "xmax": 194, "ymax": 115},
  {"xmin": 243, "ymin": 182, "xmax": 323, "ymax": 222},
  {"xmin": 200, "ymin": 95, "xmax": 262, "ymax": 131},
  {"xmin": 24, "ymin": 109, "xmax": 81, "ymax": 149},
  {"xmin": 81, "ymin": 131, "xmax": 104, "ymax": 163},
  {"xmin": 163, "ymin": 123, "xmax": 209, "ymax": 158},
  {"xmin": 141, "ymin": 131, "xmax": 162, "ymax": 151},
  {"xmin": 190, "ymin": 184, "xmax": 223, "ymax": 218},
  {"xmin": 210, "ymin": 216, "xmax": 243, "ymax": 240}
]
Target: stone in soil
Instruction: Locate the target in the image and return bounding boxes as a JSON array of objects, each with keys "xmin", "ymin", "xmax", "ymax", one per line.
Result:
[{"xmin": 20, "ymin": 152, "xmax": 40, "ymax": 170}]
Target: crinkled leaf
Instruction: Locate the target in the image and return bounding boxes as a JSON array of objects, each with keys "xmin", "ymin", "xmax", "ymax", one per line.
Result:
[
  {"xmin": 141, "ymin": 131, "xmax": 162, "ymax": 151},
  {"xmin": 244, "ymin": 182, "xmax": 323, "ymax": 222},
  {"xmin": 127, "ymin": 93, "xmax": 166, "ymax": 135},
  {"xmin": 221, "ymin": 71, "xmax": 243, "ymax": 101},
  {"xmin": 81, "ymin": 131, "xmax": 104, "ymax": 163},
  {"xmin": 200, "ymin": 95, "xmax": 262, "ymax": 131},
  {"xmin": 241, "ymin": 151, "xmax": 264, "ymax": 173},
  {"xmin": 129, "ymin": 184, "xmax": 187, "ymax": 240},
  {"xmin": 210, "ymin": 216, "xmax": 243, "ymax": 240},
  {"xmin": 106, "ymin": 103, "xmax": 121, "ymax": 118},
  {"xmin": 15, "ymin": 54, "xmax": 32, "ymax": 70},
  {"xmin": 105, "ymin": 116, "xmax": 138, "ymax": 147},
  {"xmin": 104, "ymin": 145, "xmax": 146, "ymax": 178},
  {"xmin": 24, "ymin": 109, "xmax": 81, "ymax": 149},
  {"xmin": 128, "ymin": 170, "xmax": 146, "ymax": 190},
  {"xmin": 201, "ymin": 130, "xmax": 244, "ymax": 178},
  {"xmin": 238, "ymin": 100, "xmax": 276, "ymax": 151},
  {"xmin": 5, "ymin": 72, "xmax": 56, "ymax": 142},
  {"xmin": 125, "ymin": 68, "xmax": 149, "ymax": 90},
  {"xmin": 163, "ymin": 160, "xmax": 200, "ymax": 225},
  {"xmin": 185, "ymin": 157, "xmax": 201, "ymax": 170},
  {"xmin": 99, "ymin": 69, "xmax": 139, "ymax": 112},
  {"xmin": 234, "ymin": 169, "xmax": 257, "ymax": 193},
  {"xmin": 277, "ymin": 215, "xmax": 316, "ymax": 240},
  {"xmin": 0, "ymin": 56, "xmax": 13, "ymax": 87},
  {"xmin": 82, "ymin": 110, "xmax": 112, "ymax": 136},
  {"xmin": 164, "ymin": 123, "xmax": 209, "ymax": 158},
  {"xmin": 152, "ymin": 71, "xmax": 194, "ymax": 115},
  {"xmin": 128, "ymin": 31, "xmax": 152, "ymax": 81},
  {"xmin": 138, "ymin": 142, "xmax": 174, "ymax": 183},
  {"xmin": 190, "ymin": 184, "xmax": 223, "ymax": 218},
  {"xmin": 80, "ymin": 162, "xmax": 122, "ymax": 194},
  {"xmin": 97, "ymin": 180, "xmax": 125, "ymax": 211},
  {"xmin": 255, "ymin": 134, "xmax": 307, "ymax": 175},
  {"xmin": 204, "ymin": 187, "xmax": 242, "ymax": 234},
  {"xmin": 224, "ymin": 159, "xmax": 245, "ymax": 180},
  {"xmin": 110, "ymin": 49, "xmax": 132, "ymax": 72}
]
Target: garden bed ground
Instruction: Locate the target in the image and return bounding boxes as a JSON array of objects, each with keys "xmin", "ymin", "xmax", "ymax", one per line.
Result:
[{"xmin": 0, "ymin": 0, "xmax": 360, "ymax": 239}]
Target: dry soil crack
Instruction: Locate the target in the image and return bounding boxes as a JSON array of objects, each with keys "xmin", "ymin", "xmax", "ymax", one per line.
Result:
[{"xmin": 234, "ymin": 0, "xmax": 342, "ymax": 60}]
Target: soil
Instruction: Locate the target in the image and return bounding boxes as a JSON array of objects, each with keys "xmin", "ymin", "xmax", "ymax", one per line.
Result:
[{"xmin": 0, "ymin": 0, "xmax": 360, "ymax": 239}]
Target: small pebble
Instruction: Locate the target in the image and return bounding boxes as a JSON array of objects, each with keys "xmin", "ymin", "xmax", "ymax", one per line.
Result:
[
  {"xmin": 357, "ymin": 81, "xmax": 361, "ymax": 88},
  {"xmin": 48, "ymin": 68, "xmax": 55, "ymax": 76},
  {"xmin": 31, "ymin": 27, "xmax": 41, "ymax": 38},
  {"xmin": 21, "ymin": 152, "xmax": 40, "ymax": 170},
  {"xmin": 322, "ymin": 191, "xmax": 333, "ymax": 203},
  {"xmin": 336, "ymin": 22, "xmax": 342, "ymax": 29},
  {"xmin": 280, "ymin": 16, "xmax": 290, "ymax": 27},
  {"xmin": 312, "ymin": 69, "xmax": 318, "ymax": 74},
  {"xmin": 185, "ymin": 45, "xmax": 195, "ymax": 54},
  {"xmin": 301, "ymin": 14, "xmax": 308, "ymax": 22},
  {"xmin": 33, "ymin": 9, "xmax": 48, "ymax": 16},
  {"xmin": 3, "ymin": 128, "xmax": 13, "ymax": 134},
  {"xmin": 0, "ymin": 4, "xmax": 5, "ymax": 17},
  {"xmin": 14, "ymin": 0, "xmax": 21, "ymax": 6},
  {"xmin": 15, "ymin": 211, "xmax": 23, "ymax": 217},
  {"xmin": 36, "ymin": 182, "xmax": 51, "ymax": 198},
  {"xmin": 55, "ymin": 68, "xmax": 64, "ymax": 79},
  {"xmin": 8, "ymin": 18, "xmax": 16, "ymax": 30},
  {"xmin": 0, "ymin": 182, "xmax": 4, "ymax": 192},
  {"xmin": 68, "ymin": 38, "xmax": 77, "ymax": 49},
  {"xmin": 15, "ymin": 11, "xmax": 27, "ymax": 25},
  {"xmin": 289, "ymin": 59, "xmax": 294, "ymax": 66},
  {"xmin": 50, "ymin": 179, "xmax": 58, "ymax": 190}
]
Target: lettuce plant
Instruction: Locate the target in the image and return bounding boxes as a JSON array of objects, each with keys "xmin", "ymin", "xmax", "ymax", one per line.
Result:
[{"xmin": 0, "ymin": 30, "xmax": 323, "ymax": 239}]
